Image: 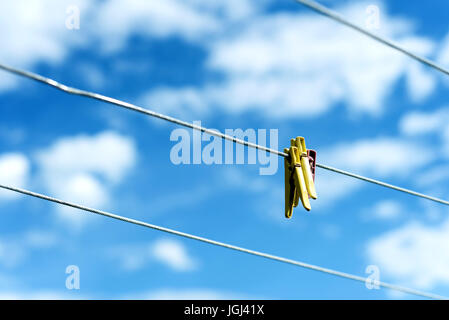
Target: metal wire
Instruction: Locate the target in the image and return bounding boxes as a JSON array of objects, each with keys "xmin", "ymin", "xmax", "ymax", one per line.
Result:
[
  {"xmin": 1, "ymin": 63, "xmax": 448, "ymax": 208},
  {"xmin": 294, "ymin": 0, "xmax": 449, "ymax": 77},
  {"xmin": 1, "ymin": 1, "xmax": 447, "ymax": 300},
  {"xmin": 317, "ymin": 164, "xmax": 449, "ymax": 206},
  {"xmin": 0, "ymin": 183, "xmax": 446, "ymax": 300},
  {"xmin": 0, "ymin": 64, "xmax": 285, "ymax": 157}
]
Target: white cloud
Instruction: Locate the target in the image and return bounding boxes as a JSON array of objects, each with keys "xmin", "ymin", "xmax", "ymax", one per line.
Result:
[
  {"xmin": 0, "ymin": 0, "xmax": 263, "ymax": 91},
  {"xmin": 320, "ymin": 137, "xmax": 433, "ymax": 177},
  {"xmin": 313, "ymin": 169, "xmax": 361, "ymax": 210},
  {"xmin": 0, "ymin": 230, "xmax": 58, "ymax": 268},
  {"xmin": 1, "ymin": 0, "xmax": 440, "ymax": 121},
  {"xmin": 37, "ymin": 131, "xmax": 135, "ymax": 183},
  {"xmin": 367, "ymin": 218, "xmax": 449, "ymax": 289},
  {"xmin": 1, "ymin": 0, "xmax": 442, "ymax": 121},
  {"xmin": 54, "ymin": 173, "xmax": 109, "ymax": 227},
  {"xmin": 0, "ymin": 290, "xmax": 84, "ymax": 300},
  {"xmin": 437, "ymin": 33, "xmax": 449, "ymax": 69},
  {"xmin": 416, "ymin": 164, "xmax": 449, "ymax": 187},
  {"xmin": 110, "ymin": 238, "xmax": 197, "ymax": 272},
  {"xmin": 23, "ymin": 230, "xmax": 58, "ymax": 248},
  {"xmin": 0, "ymin": 241, "xmax": 26, "ymax": 268},
  {"xmin": 76, "ymin": 63, "xmax": 106, "ymax": 89},
  {"xmin": 140, "ymin": 86, "xmax": 210, "ymax": 120},
  {"xmin": 221, "ymin": 167, "xmax": 269, "ymax": 193},
  {"xmin": 145, "ymin": 186, "xmax": 211, "ymax": 216},
  {"xmin": 399, "ymin": 106, "xmax": 449, "ymax": 162},
  {"xmin": 369, "ymin": 200, "xmax": 402, "ymax": 220},
  {"xmin": 405, "ymin": 63, "xmax": 437, "ymax": 102},
  {"xmin": 93, "ymin": 0, "xmax": 220, "ymax": 52},
  {"xmin": 144, "ymin": 2, "xmax": 437, "ymax": 119},
  {"xmin": 152, "ymin": 239, "xmax": 196, "ymax": 272},
  {"xmin": 320, "ymin": 224, "xmax": 341, "ymax": 240},
  {"xmin": 35, "ymin": 131, "xmax": 136, "ymax": 226},
  {"xmin": 0, "ymin": 153, "xmax": 30, "ymax": 200},
  {"xmin": 58, "ymin": 174, "xmax": 109, "ymax": 208},
  {"xmin": 0, "ymin": 272, "xmax": 19, "ymax": 288},
  {"xmin": 131, "ymin": 288, "xmax": 252, "ymax": 300},
  {"xmin": 400, "ymin": 107, "xmax": 449, "ymax": 136},
  {"xmin": 93, "ymin": 0, "xmax": 266, "ymax": 45},
  {"xmin": 0, "ymin": 0, "xmax": 91, "ymax": 91}
]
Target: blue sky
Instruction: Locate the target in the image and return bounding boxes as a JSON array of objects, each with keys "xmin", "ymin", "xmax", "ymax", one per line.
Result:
[{"xmin": 1, "ymin": 0, "xmax": 449, "ymax": 299}]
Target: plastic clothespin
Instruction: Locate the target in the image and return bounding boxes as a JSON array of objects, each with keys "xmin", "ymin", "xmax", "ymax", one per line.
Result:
[
  {"xmin": 294, "ymin": 137, "xmax": 317, "ymax": 200},
  {"xmin": 284, "ymin": 137, "xmax": 318, "ymax": 218},
  {"xmin": 284, "ymin": 145, "xmax": 310, "ymax": 218}
]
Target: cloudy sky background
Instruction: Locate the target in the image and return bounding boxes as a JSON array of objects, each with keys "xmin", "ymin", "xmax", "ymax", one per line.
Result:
[{"xmin": 1, "ymin": 0, "xmax": 449, "ymax": 299}]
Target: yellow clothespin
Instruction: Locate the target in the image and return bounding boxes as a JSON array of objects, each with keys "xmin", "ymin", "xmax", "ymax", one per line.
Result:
[
  {"xmin": 284, "ymin": 137, "xmax": 317, "ymax": 218},
  {"xmin": 295, "ymin": 137, "xmax": 317, "ymax": 200}
]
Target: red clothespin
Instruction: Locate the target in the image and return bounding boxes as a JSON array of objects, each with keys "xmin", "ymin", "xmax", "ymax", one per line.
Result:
[{"xmin": 307, "ymin": 149, "xmax": 317, "ymax": 184}]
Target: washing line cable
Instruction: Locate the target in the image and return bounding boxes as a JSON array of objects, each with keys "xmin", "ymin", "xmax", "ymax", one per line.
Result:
[
  {"xmin": 1, "ymin": 0, "xmax": 448, "ymax": 301},
  {"xmin": 294, "ymin": 0, "xmax": 449, "ymax": 77},
  {"xmin": 0, "ymin": 182, "xmax": 445, "ymax": 300},
  {"xmin": 1, "ymin": 63, "xmax": 448, "ymax": 208}
]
